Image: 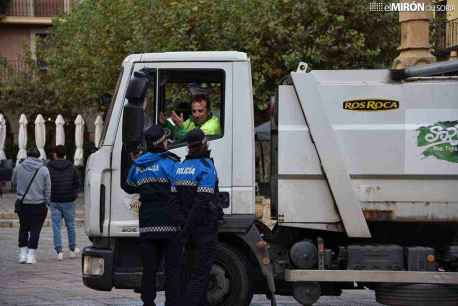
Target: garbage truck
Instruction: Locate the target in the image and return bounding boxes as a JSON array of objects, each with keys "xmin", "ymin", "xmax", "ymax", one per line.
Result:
[{"xmin": 82, "ymin": 51, "xmax": 458, "ymax": 306}]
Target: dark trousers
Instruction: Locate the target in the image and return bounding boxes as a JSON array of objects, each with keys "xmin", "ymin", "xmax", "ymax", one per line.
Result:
[
  {"xmin": 18, "ymin": 204, "xmax": 48, "ymax": 249},
  {"xmin": 140, "ymin": 236, "xmax": 183, "ymax": 306},
  {"xmin": 182, "ymin": 228, "xmax": 217, "ymax": 306}
]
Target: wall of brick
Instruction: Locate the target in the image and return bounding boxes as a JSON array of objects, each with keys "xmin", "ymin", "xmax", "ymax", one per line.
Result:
[{"xmin": 0, "ymin": 26, "xmax": 30, "ymax": 62}]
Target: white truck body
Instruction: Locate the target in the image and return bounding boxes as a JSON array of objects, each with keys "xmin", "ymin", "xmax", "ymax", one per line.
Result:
[{"xmin": 278, "ymin": 70, "xmax": 458, "ymax": 233}]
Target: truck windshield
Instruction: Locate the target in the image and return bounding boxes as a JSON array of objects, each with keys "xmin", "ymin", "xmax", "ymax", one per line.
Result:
[
  {"xmin": 157, "ymin": 68, "xmax": 225, "ymax": 147},
  {"xmin": 99, "ymin": 67, "xmax": 124, "ymax": 146}
]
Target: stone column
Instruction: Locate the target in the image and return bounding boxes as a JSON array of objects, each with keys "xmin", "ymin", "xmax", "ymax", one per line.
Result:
[
  {"xmin": 64, "ymin": 0, "xmax": 71, "ymax": 14},
  {"xmin": 27, "ymin": 0, "xmax": 34, "ymax": 16},
  {"xmin": 392, "ymin": 0, "xmax": 436, "ymax": 69}
]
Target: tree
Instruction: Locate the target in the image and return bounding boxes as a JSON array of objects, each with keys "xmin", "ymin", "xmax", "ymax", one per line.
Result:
[
  {"xmin": 33, "ymin": 0, "xmax": 154, "ymax": 112},
  {"xmin": 0, "ymin": 0, "xmax": 399, "ymax": 114}
]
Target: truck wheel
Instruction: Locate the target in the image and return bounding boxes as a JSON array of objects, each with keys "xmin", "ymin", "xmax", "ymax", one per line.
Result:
[
  {"xmin": 375, "ymin": 284, "xmax": 458, "ymax": 306},
  {"xmin": 292, "ymin": 282, "xmax": 321, "ymax": 305},
  {"xmin": 207, "ymin": 243, "xmax": 254, "ymax": 306}
]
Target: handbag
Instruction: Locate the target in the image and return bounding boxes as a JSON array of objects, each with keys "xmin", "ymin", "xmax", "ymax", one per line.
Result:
[{"xmin": 14, "ymin": 167, "xmax": 41, "ymax": 214}]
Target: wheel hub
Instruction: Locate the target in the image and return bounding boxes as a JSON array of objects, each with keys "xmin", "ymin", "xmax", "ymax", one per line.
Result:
[{"xmin": 207, "ymin": 264, "xmax": 231, "ymax": 305}]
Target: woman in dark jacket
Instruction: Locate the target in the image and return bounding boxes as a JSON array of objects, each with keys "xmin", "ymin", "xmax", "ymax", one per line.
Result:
[
  {"xmin": 173, "ymin": 128, "xmax": 221, "ymax": 306},
  {"xmin": 126, "ymin": 125, "xmax": 183, "ymax": 306}
]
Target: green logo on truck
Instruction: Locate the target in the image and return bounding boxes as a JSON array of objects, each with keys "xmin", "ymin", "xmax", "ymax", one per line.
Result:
[{"xmin": 417, "ymin": 121, "xmax": 458, "ymax": 163}]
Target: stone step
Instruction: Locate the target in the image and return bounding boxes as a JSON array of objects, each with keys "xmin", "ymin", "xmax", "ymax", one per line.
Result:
[{"xmin": 0, "ymin": 218, "xmax": 85, "ymax": 228}]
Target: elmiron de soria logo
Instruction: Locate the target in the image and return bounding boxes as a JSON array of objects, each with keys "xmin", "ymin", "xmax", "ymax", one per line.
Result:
[{"xmin": 417, "ymin": 121, "xmax": 458, "ymax": 163}]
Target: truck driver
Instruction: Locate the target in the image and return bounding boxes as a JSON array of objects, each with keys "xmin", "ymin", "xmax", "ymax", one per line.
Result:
[{"xmin": 160, "ymin": 94, "xmax": 221, "ymax": 142}]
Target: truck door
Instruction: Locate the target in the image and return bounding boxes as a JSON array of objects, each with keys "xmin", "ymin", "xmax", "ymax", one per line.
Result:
[{"xmin": 109, "ymin": 62, "xmax": 233, "ymax": 236}]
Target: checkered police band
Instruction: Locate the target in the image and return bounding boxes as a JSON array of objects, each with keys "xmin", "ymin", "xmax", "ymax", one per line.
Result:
[{"xmin": 140, "ymin": 226, "xmax": 181, "ymax": 233}]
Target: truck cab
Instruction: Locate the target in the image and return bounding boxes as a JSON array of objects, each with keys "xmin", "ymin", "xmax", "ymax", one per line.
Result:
[{"xmin": 82, "ymin": 52, "xmax": 274, "ymax": 305}]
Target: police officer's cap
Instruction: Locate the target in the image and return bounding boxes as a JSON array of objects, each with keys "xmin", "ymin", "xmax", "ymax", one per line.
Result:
[
  {"xmin": 185, "ymin": 128, "xmax": 207, "ymax": 147},
  {"xmin": 144, "ymin": 124, "xmax": 170, "ymax": 147}
]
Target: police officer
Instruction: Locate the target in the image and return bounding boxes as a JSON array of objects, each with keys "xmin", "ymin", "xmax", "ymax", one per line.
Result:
[
  {"xmin": 173, "ymin": 128, "xmax": 221, "ymax": 306},
  {"xmin": 126, "ymin": 124, "xmax": 183, "ymax": 306}
]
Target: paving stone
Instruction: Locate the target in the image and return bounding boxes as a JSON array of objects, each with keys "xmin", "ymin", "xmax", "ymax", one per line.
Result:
[{"xmin": 0, "ymin": 211, "xmax": 382, "ymax": 305}]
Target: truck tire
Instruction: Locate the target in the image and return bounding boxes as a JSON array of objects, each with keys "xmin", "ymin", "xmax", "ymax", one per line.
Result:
[
  {"xmin": 207, "ymin": 243, "xmax": 254, "ymax": 306},
  {"xmin": 292, "ymin": 282, "xmax": 321, "ymax": 305},
  {"xmin": 375, "ymin": 284, "xmax": 458, "ymax": 306}
]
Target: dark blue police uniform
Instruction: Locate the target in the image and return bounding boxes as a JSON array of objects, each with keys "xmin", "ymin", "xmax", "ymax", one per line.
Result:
[
  {"xmin": 172, "ymin": 129, "xmax": 220, "ymax": 306},
  {"xmin": 127, "ymin": 125, "xmax": 183, "ymax": 306}
]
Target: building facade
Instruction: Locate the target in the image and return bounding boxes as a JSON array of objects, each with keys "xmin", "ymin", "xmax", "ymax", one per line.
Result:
[
  {"xmin": 0, "ymin": 0, "xmax": 75, "ymax": 79},
  {"xmin": 434, "ymin": 0, "xmax": 458, "ymax": 57},
  {"xmin": 0, "ymin": 1, "xmax": 101, "ymax": 163}
]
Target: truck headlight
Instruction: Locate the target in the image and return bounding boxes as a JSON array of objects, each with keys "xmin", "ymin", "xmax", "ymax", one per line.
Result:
[{"xmin": 83, "ymin": 256, "xmax": 104, "ymax": 276}]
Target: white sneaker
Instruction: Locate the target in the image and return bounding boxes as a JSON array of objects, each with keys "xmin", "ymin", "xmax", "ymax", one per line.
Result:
[
  {"xmin": 69, "ymin": 247, "xmax": 80, "ymax": 258},
  {"xmin": 26, "ymin": 249, "xmax": 37, "ymax": 264},
  {"xmin": 57, "ymin": 252, "xmax": 64, "ymax": 261},
  {"xmin": 18, "ymin": 247, "xmax": 28, "ymax": 264}
]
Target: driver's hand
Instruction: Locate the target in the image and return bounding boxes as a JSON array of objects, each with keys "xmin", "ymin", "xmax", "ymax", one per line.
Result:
[
  {"xmin": 171, "ymin": 111, "xmax": 184, "ymax": 127},
  {"xmin": 130, "ymin": 151, "xmax": 142, "ymax": 161},
  {"xmin": 159, "ymin": 112, "xmax": 166, "ymax": 125}
]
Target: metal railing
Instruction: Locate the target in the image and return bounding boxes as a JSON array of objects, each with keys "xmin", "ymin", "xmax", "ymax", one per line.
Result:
[
  {"xmin": 5, "ymin": 0, "xmax": 74, "ymax": 17},
  {"xmin": 435, "ymin": 18, "xmax": 458, "ymax": 53}
]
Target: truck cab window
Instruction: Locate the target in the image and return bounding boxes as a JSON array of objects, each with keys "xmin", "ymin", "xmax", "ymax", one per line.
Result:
[
  {"xmin": 121, "ymin": 68, "xmax": 225, "ymax": 192},
  {"xmin": 158, "ymin": 69, "xmax": 225, "ymax": 147},
  {"xmin": 100, "ymin": 68, "xmax": 124, "ymax": 146},
  {"xmin": 143, "ymin": 81, "xmax": 157, "ymax": 131}
]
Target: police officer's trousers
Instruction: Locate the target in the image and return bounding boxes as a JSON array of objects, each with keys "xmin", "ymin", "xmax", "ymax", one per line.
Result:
[
  {"xmin": 140, "ymin": 236, "xmax": 182, "ymax": 306},
  {"xmin": 181, "ymin": 227, "xmax": 217, "ymax": 306}
]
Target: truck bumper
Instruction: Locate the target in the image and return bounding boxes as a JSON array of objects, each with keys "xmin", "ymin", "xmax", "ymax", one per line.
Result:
[
  {"xmin": 285, "ymin": 269, "xmax": 458, "ymax": 285},
  {"xmin": 82, "ymin": 246, "xmax": 114, "ymax": 291}
]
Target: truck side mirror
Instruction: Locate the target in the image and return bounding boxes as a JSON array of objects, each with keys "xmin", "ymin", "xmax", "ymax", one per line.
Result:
[
  {"xmin": 125, "ymin": 72, "xmax": 150, "ymax": 101},
  {"xmin": 122, "ymin": 73, "xmax": 150, "ymax": 151}
]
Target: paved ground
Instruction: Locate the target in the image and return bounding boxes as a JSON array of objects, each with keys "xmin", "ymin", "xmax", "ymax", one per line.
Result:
[
  {"xmin": 0, "ymin": 191, "xmax": 383, "ymax": 305},
  {"xmin": 0, "ymin": 192, "xmax": 84, "ymax": 228},
  {"xmin": 0, "ymin": 227, "xmax": 383, "ymax": 306}
]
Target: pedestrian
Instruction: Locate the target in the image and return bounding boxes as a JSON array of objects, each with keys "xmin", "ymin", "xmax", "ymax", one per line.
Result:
[
  {"xmin": 173, "ymin": 128, "xmax": 222, "ymax": 306},
  {"xmin": 47, "ymin": 145, "xmax": 81, "ymax": 260},
  {"xmin": 126, "ymin": 124, "xmax": 183, "ymax": 306},
  {"xmin": 0, "ymin": 159, "xmax": 13, "ymax": 198},
  {"xmin": 12, "ymin": 148, "xmax": 51, "ymax": 264}
]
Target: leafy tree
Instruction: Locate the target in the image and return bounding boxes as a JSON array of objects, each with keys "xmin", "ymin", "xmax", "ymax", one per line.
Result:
[
  {"xmin": 0, "ymin": 0, "xmax": 399, "ymax": 114},
  {"xmin": 1, "ymin": 70, "xmax": 57, "ymax": 111},
  {"xmin": 36, "ymin": 0, "xmax": 154, "ymax": 111}
]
